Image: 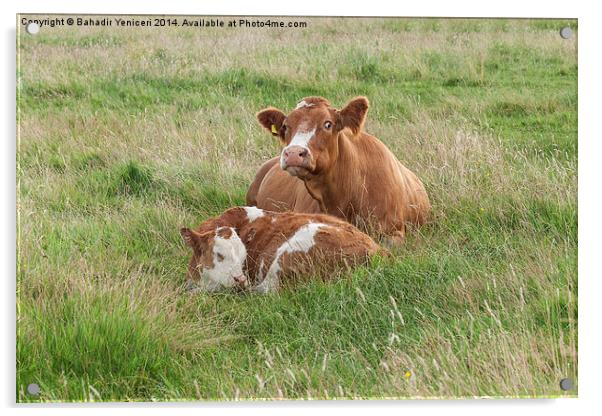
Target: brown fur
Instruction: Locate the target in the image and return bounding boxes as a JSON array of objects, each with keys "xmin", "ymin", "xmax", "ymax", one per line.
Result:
[
  {"xmin": 180, "ymin": 228, "xmax": 216, "ymax": 283},
  {"xmin": 248, "ymin": 96, "xmax": 431, "ymax": 243}
]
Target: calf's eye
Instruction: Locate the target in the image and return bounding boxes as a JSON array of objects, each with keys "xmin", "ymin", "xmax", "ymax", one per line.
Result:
[
  {"xmin": 216, "ymin": 253, "xmax": 225, "ymax": 262},
  {"xmin": 324, "ymin": 120, "xmax": 332, "ymax": 129}
]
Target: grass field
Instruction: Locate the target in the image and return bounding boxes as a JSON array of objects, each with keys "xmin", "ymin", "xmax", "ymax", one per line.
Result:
[{"xmin": 16, "ymin": 17, "xmax": 577, "ymax": 401}]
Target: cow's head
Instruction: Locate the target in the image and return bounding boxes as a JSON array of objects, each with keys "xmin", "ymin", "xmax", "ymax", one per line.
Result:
[
  {"xmin": 180, "ymin": 226, "xmax": 248, "ymax": 292},
  {"xmin": 256, "ymin": 96, "xmax": 369, "ymax": 179}
]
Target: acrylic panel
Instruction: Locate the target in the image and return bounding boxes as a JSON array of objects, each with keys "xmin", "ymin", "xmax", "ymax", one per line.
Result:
[{"xmin": 16, "ymin": 15, "xmax": 578, "ymax": 402}]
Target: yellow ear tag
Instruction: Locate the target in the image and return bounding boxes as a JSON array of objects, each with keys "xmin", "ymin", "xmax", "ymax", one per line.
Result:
[{"xmin": 271, "ymin": 124, "xmax": 278, "ymax": 134}]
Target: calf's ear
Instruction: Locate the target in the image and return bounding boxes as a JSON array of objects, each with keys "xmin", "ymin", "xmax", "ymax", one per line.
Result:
[
  {"xmin": 180, "ymin": 228, "xmax": 200, "ymax": 250},
  {"xmin": 256, "ymin": 107, "xmax": 286, "ymax": 138},
  {"xmin": 337, "ymin": 96, "xmax": 369, "ymax": 134}
]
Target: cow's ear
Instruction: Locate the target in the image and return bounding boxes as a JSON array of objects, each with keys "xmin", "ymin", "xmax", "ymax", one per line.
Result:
[
  {"xmin": 256, "ymin": 107, "xmax": 286, "ymax": 138},
  {"xmin": 180, "ymin": 228, "xmax": 201, "ymax": 251},
  {"xmin": 337, "ymin": 96, "xmax": 369, "ymax": 134}
]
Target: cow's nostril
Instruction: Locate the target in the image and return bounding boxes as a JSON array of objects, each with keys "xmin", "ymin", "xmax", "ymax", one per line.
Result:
[
  {"xmin": 284, "ymin": 151, "xmax": 289, "ymax": 158},
  {"xmin": 299, "ymin": 149, "xmax": 308, "ymax": 158}
]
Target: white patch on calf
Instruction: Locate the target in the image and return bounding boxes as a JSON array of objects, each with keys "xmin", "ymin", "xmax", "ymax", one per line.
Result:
[
  {"xmin": 200, "ymin": 227, "xmax": 247, "ymax": 289},
  {"xmin": 253, "ymin": 222, "xmax": 324, "ymax": 293},
  {"xmin": 244, "ymin": 206, "xmax": 265, "ymax": 222},
  {"xmin": 280, "ymin": 128, "xmax": 316, "ymax": 169}
]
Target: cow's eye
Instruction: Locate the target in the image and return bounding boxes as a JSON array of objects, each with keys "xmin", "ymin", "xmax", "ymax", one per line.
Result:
[
  {"xmin": 323, "ymin": 120, "xmax": 332, "ymax": 129},
  {"xmin": 216, "ymin": 253, "xmax": 225, "ymax": 262}
]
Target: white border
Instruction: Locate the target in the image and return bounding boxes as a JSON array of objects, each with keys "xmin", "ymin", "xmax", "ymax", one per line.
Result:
[{"xmin": 3, "ymin": 1, "xmax": 600, "ymax": 415}]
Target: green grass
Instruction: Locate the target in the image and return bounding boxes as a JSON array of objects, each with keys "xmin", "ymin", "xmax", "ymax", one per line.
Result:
[{"xmin": 17, "ymin": 17, "xmax": 577, "ymax": 401}]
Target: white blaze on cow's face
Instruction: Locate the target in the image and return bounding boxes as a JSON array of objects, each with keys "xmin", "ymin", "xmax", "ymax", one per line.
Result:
[
  {"xmin": 279, "ymin": 127, "xmax": 316, "ymax": 173},
  {"xmin": 181, "ymin": 226, "xmax": 248, "ymax": 292}
]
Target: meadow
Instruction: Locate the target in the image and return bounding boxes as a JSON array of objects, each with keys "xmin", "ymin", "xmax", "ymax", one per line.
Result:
[{"xmin": 16, "ymin": 17, "xmax": 577, "ymax": 401}]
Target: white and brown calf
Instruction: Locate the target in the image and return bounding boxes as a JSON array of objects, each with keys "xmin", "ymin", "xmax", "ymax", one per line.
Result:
[{"xmin": 180, "ymin": 206, "xmax": 385, "ymax": 293}]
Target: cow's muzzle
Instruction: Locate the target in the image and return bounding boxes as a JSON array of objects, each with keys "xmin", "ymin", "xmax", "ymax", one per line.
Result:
[
  {"xmin": 281, "ymin": 146, "xmax": 313, "ymax": 177},
  {"xmin": 282, "ymin": 145, "xmax": 309, "ymax": 168},
  {"xmin": 233, "ymin": 274, "xmax": 248, "ymax": 288}
]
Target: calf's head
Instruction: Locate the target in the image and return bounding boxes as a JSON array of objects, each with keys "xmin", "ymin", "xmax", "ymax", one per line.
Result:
[
  {"xmin": 180, "ymin": 226, "xmax": 248, "ymax": 292},
  {"xmin": 256, "ymin": 96, "xmax": 369, "ymax": 178}
]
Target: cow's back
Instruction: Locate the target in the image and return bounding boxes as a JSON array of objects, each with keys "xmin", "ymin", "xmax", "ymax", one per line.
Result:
[
  {"xmin": 360, "ymin": 133, "xmax": 431, "ymax": 228},
  {"xmin": 395, "ymin": 160, "xmax": 430, "ymax": 227},
  {"xmin": 335, "ymin": 132, "xmax": 431, "ymax": 235}
]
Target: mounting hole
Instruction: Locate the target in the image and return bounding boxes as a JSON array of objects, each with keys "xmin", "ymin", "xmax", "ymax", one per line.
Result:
[
  {"xmin": 26, "ymin": 383, "xmax": 40, "ymax": 396},
  {"xmin": 26, "ymin": 22, "xmax": 40, "ymax": 35},
  {"xmin": 559, "ymin": 27, "xmax": 572, "ymax": 39},
  {"xmin": 559, "ymin": 378, "xmax": 573, "ymax": 391}
]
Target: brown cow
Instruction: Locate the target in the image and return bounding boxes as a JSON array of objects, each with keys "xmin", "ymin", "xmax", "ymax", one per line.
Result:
[
  {"xmin": 180, "ymin": 206, "xmax": 384, "ymax": 293},
  {"xmin": 247, "ymin": 96, "xmax": 430, "ymax": 244}
]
